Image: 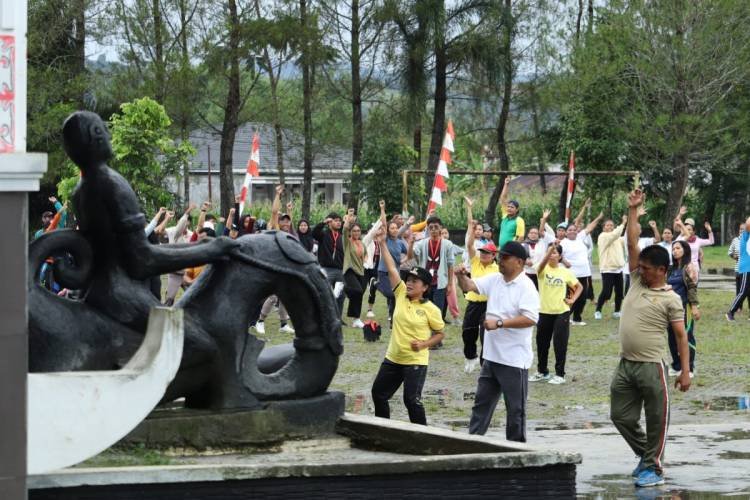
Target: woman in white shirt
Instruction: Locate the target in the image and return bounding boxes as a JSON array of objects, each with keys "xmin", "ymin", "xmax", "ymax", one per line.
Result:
[{"xmin": 559, "ymin": 211, "xmax": 603, "ymax": 326}]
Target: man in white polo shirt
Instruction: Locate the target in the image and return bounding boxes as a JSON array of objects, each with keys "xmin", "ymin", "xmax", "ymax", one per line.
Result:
[{"xmin": 456, "ymin": 241, "xmax": 540, "ymax": 442}]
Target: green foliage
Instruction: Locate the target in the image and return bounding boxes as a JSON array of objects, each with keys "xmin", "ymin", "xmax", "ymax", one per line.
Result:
[
  {"xmin": 109, "ymin": 97, "xmax": 196, "ymax": 214},
  {"xmin": 358, "ymin": 138, "xmax": 420, "ymax": 216}
]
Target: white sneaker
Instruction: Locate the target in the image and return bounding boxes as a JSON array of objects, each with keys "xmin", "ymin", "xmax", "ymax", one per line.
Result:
[
  {"xmin": 352, "ymin": 319, "xmax": 365, "ymax": 329},
  {"xmin": 366, "ymin": 310, "xmax": 375, "ymax": 318},
  {"xmin": 528, "ymin": 372, "xmax": 552, "ymax": 382},
  {"xmin": 548, "ymin": 375, "xmax": 566, "ymax": 384},
  {"xmin": 333, "ymin": 282, "xmax": 345, "ymax": 297},
  {"xmin": 613, "ymin": 311, "xmax": 621, "ymax": 319},
  {"xmin": 464, "ymin": 357, "xmax": 480, "ymax": 374},
  {"xmin": 689, "ymin": 371, "xmax": 695, "ymax": 379},
  {"xmin": 570, "ymin": 320, "xmax": 587, "ymax": 326},
  {"xmin": 594, "ymin": 311, "xmax": 602, "ymax": 320},
  {"xmin": 255, "ymin": 321, "xmax": 266, "ymax": 335},
  {"xmin": 667, "ymin": 367, "xmax": 681, "ymax": 377},
  {"xmin": 279, "ymin": 323, "xmax": 295, "ymax": 334}
]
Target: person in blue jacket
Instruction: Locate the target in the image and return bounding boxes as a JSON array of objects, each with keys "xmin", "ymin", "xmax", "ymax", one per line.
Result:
[{"xmin": 727, "ymin": 216, "xmax": 750, "ymax": 321}]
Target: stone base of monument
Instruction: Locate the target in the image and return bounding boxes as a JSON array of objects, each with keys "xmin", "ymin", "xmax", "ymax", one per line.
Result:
[
  {"xmin": 120, "ymin": 392, "xmax": 346, "ymax": 449},
  {"xmin": 28, "ymin": 402, "xmax": 581, "ymax": 499}
]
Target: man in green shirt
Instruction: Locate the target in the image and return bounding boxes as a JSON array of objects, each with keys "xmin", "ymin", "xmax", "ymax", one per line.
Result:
[
  {"xmin": 611, "ymin": 189, "xmax": 691, "ymax": 489},
  {"xmin": 498, "ymin": 177, "xmax": 525, "ymax": 247}
]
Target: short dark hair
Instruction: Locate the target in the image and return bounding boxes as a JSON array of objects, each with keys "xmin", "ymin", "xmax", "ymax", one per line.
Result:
[
  {"xmin": 205, "ymin": 214, "xmax": 216, "ymax": 221},
  {"xmin": 639, "ymin": 245, "xmax": 670, "ymax": 271},
  {"xmin": 198, "ymin": 227, "xmax": 216, "ymax": 237},
  {"xmin": 426, "ymin": 216, "xmax": 442, "ymax": 227},
  {"xmin": 548, "ymin": 242, "xmax": 563, "ymax": 256},
  {"xmin": 327, "ymin": 212, "xmax": 341, "ymax": 221}
]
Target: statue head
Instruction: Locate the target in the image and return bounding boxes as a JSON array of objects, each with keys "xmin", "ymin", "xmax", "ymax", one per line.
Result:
[{"xmin": 62, "ymin": 111, "xmax": 113, "ymax": 171}]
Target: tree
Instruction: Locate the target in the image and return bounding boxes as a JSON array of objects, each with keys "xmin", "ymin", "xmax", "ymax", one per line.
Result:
[
  {"xmin": 561, "ymin": 0, "xmax": 750, "ymax": 226},
  {"xmin": 320, "ymin": 0, "xmax": 386, "ymax": 208},
  {"xmin": 108, "ymin": 97, "xmax": 196, "ymax": 214},
  {"xmin": 360, "ymin": 138, "xmax": 418, "ymax": 215}
]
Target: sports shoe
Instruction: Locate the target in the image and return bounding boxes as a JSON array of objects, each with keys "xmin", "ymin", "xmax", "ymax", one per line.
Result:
[
  {"xmin": 366, "ymin": 310, "xmax": 375, "ymax": 318},
  {"xmin": 254, "ymin": 320, "xmax": 266, "ymax": 335},
  {"xmin": 333, "ymin": 282, "xmax": 345, "ymax": 298},
  {"xmin": 634, "ymin": 467, "xmax": 665, "ymax": 487},
  {"xmin": 632, "ymin": 457, "xmax": 645, "ymax": 477},
  {"xmin": 613, "ymin": 311, "xmax": 621, "ymax": 319},
  {"xmin": 594, "ymin": 311, "xmax": 602, "ymax": 320},
  {"xmin": 548, "ymin": 375, "xmax": 566, "ymax": 385},
  {"xmin": 689, "ymin": 371, "xmax": 695, "ymax": 379},
  {"xmin": 352, "ymin": 319, "xmax": 365, "ymax": 329},
  {"xmin": 528, "ymin": 372, "xmax": 552, "ymax": 382},
  {"xmin": 667, "ymin": 367, "xmax": 681, "ymax": 377},
  {"xmin": 726, "ymin": 311, "xmax": 735, "ymax": 321},
  {"xmin": 279, "ymin": 323, "xmax": 295, "ymax": 334},
  {"xmin": 570, "ymin": 320, "xmax": 587, "ymax": 326},
  {"xmin": 464, "ymin": 357, "xmax": 480, "ymax": 374}
]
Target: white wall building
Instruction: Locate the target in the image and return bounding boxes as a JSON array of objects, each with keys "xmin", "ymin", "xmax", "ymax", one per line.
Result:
[{"xmin": 169, "ymin": 123, "xmax": 352, "ymax": 205}]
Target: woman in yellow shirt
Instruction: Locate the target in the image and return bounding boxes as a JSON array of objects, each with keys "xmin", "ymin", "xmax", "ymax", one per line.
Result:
[
  {"xmin": 529, "ymin": 243, "xmax": 583, "ymax": 385},
  {"xmin": 370, "ymin": 221, "xmax": 445, "ymax": 425}
]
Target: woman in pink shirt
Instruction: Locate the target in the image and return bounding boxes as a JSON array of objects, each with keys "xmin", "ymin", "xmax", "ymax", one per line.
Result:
[{"xmin": 674, "ymin": 207, "xmax": 714, "ymax": 271}]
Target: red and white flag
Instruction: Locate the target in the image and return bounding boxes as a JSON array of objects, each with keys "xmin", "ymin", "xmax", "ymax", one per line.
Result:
[
  {"xmin": 239, "ymin": 133, "xmax": 260, "ymax": 215},
  {"xmin": 427, "ymin": 120, "xmax": 455, "ymax": 212},
  {"xmin": 564, "ymin": 150, "xmax": 576, "ymax": 223}
]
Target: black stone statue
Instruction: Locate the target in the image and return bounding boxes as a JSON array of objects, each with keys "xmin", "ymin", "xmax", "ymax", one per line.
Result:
[{"xmin": 29, "ymin": 111, "xmax": 342, "ymax": 409}]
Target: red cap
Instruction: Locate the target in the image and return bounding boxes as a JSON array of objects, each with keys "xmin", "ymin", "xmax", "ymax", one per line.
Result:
[{"xmin": 479, "ymin": 241, "xmax": 498, "ymax": 253}]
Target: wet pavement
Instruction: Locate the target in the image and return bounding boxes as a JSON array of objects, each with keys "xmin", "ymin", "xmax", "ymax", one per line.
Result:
[{"xmin": 485, "ymin": 418, "xmax": 750, "ymax": 498}]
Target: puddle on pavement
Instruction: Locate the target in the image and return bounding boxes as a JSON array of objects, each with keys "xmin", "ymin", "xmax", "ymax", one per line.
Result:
[
  {"xmin": 716, "ymin": 428, "xmax": 750, "ymax": 441},
  {"xmin": 719, "ymin": 450, "xmax": 750, "ymax": 460},
  {"xmin": 692, "ymin": 396, "xmax": 750, "ymax": 411},
  {"xmin": 535, "ymin": 421, "xmax": 607, "ymax": 431}
]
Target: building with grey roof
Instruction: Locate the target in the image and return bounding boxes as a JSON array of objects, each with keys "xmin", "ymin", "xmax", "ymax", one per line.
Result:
[{"xmin": 168, "ymin": 122, "xmax": 352, "ymax": 205}]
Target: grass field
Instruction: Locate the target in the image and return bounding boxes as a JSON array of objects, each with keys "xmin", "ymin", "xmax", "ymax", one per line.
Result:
[
  {"xmin": 590, "ymin": 245, "xmax": 734, "ymax": 270},
  {"xmin": 259, "ymin": 285, "xmax": 750, "ymax": 433}
]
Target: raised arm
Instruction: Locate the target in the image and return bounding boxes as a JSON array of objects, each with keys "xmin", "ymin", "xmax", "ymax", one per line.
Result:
[
  {"xmin": 465, "ymin": 196, "xmax": 476, "ymax": 259},
  {"xmin": 536, "ymin": 243, "xmax": 554, "ymax": 274},
  {"xmin": 538, "ymin": 209, "xmax": 551, "ymax": 239},
  {"xmin": 674, "ymin": 206, "xmax": 689, "ymax": 238},
  {"xmin": 649, "ymin": 220, "xmax": 661, "ymax": 243},
  {"xmin": 196, "ymin": 201, "xmax": 210, "ymax": 231},
  {"xmin": 701, "ymin": 221, "xmax": 715, "ymax": 245},
  {"xmin": 270, "ymin": 185, "xmax": 283, "ymax": 230},
  {"xmin": 378, "ymin": 200, "xmax": 387, "ymax": 226},
  {"xmin": 499, "ymin": 176, "xmax": 510, "ymax": 206},
  {"xmin": 574, "ymin": 198, "xmax": 591, "ymax": 229},
  {"xmin": 406, "ymin": 236, "xmax": 416, "ymax": 262},
  {"xmin": 376, "ymin": 226, "xmax": 401, "ymax": 289},
  {"xmin": 155, "ymin": 210, "xmax": 174, "ymax": 235},
  {"xmin": 627, "ymin": 190, "xmax": 645, "ymax": 273},
  {"xmin": 584, "ymin": 211, "xmax": 603, "ymax": 235},
  {"xmin": 145, "ymin": 207, "xmax": 166, "ymax": 236}
]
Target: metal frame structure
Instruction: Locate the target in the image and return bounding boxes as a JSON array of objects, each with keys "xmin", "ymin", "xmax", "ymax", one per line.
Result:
[{"xmin": 401, "ymin": 169, "xmax": 640, "ymax": 213}]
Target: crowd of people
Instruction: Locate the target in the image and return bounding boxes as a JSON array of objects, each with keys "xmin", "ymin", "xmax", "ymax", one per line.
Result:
[{"xmin": 34, "ymin": 179, "xmax": 750, "ymax": 489}]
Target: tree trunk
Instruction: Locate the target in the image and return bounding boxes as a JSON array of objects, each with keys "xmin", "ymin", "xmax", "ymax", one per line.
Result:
[
  {"xmin": 269, "ymin": 60, "xmax": 285, "ymax": 186},
  {"xmin": 349, "ymin": 0, "xmax": 363, "ymax": 209},
  {"xmin": 153, "ymin": 0, "xmax": 165, "ymax": 103},
  {"xmin": 300, "ymin": 0, "xmax": 314, "ymax": 220},
  {"xmin": 575, "ymin": 0, "xmax": 583, "ymax": 42},
  {"xmin": 219, "ymin": 0, "xmax": 241, "ymax": 217},
  {"xmin": 484, "ymin": 0, "xmax": 513, "ymax": 228},
  {"xmin": 529, "ymin": 78, "xmax": 546, "ymax": 195},
  {"xmin": 587, "ymin": 0, "xmax": 593, "ymax": 33},
  {"xmin": 425, "ymin": 0, "xmax": 447, "ymax": 194},
  {"xmin": 663, "ymin": 152, "xmax": 689, "ymax": 230},
  {"xmin": 179, "ymin": 0, "xmax": 190, "ymax": 207},
  {"xmin": 73, "ymin": 0, "xmax": 86, "ymax": 78}
]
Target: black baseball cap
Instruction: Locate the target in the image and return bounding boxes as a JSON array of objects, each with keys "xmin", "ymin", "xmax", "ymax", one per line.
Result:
[
  {"xmin": 499, "ymin": 241, "xmax": 528, "ymax": 260},
  {"xmin": 407, "ymin": 267, "xmax": 433, "ymax": 287}
]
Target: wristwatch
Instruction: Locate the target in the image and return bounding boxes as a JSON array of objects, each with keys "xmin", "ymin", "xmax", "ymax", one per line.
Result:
[{"xmin": 498, "ymin": 318, "xmax": 504, "ymax": 328}]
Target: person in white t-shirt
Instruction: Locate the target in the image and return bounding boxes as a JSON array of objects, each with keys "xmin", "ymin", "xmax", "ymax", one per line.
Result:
[
  {"xmin": 455, "ymin": 241, "xmax": 540, "ymax": 442},
  {"xmin": 559, "ymin": 210, "xmax": 603, "ymax": 325},
  {"xmin": 523, "ymin": 209, "xmax": 554, "ymax": 289}
]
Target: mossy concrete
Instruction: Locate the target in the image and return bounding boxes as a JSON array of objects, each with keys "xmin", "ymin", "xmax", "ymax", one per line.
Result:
[{"xmin": 121, "ymin": 392, "xmax": 345, "ymax": 449}]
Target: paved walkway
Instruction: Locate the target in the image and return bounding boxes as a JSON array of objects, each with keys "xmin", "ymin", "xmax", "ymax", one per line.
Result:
[{"xmin": 487, "ymin": 419, "xmax": 750, "ymax": 498}]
